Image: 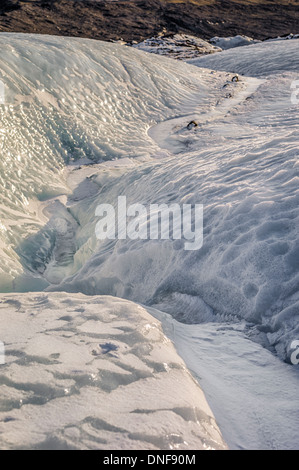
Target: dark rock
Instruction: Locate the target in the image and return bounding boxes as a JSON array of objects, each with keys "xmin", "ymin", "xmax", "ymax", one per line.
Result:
[{"xmin": 187, "ymin": 120, "xmax": 198, "ymax": 130}]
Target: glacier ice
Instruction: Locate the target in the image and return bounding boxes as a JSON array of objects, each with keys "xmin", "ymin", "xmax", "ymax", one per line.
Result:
[
  {"xmin": 188, "ymin": 39, "xmax": 299, "ymax": 77},
  {"xmin": 0, "ymin": 292, "xmax": 227, "ymax": 450},
  {"xmin": 0, "ymin": 33, "xmax": 298, "ymax": 450},
  {"xmin": 209, "ymin": 35, "xmax": 261, "ymax": 50},
  {"xmin": 0, "ymin": 33, "xmax": 224, "ymax": 289},
  {"xmin": 49, "ymin": 57, "xmax": 299, "ymax": 364},
  {"xmin": 132, "ymin": 34, "xmax": 221, "ymax": 60},
  {"xmin": 154, "ymin": 309, "xmax": 299, "ymax": 450}
]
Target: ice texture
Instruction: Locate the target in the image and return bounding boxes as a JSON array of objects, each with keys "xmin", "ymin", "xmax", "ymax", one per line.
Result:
[
  {"xmin": 50, "ymin": 48, "xmax": 299, "ymax": 363},
  {"xmin": 0, "ymin": 33, "xmax": 220, "ymax": 288},
  {"xmin": 153, "ymin": 308, "xmax": 299, "ymax": 450},
  {"xmin": 0, "ymin": 35, "xmax": 298, "ymax": 361},
  {"xmin": 0, "ymin": 292, "xmax": 227, "ymax": 450},
  {"xmin": 0, "ymin": 34, "xmax": 298, "ymax": 450},
  {"xmin": 188, "ymin": 39, "xmax": 299, "ymax": 76},
  {"xmin": 209, "ymin": 35, "xmax": 261, "ymax": 50}
]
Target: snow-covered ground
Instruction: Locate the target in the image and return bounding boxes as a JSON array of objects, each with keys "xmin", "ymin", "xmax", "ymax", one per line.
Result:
[
  {"xmin": 0, "ymin": 292, "xmax": 226, "ymax": 450},
  {"xmin": 0, "ymin": 34, "xmax": 298, "ymax": 449},
  {"xmin": 151, "ymin": 308, "xmax": 299, "ymax": 450},
  {"xmin": 188, "ymin": 38, "xmax": 299, "ymax": 76}
]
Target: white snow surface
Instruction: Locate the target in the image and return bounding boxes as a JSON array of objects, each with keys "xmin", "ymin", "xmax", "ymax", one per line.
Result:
[
  {"xmin": 49, "ymin": 41, "xmax": 299, "ymax": 364},
  {"xmin": 209, "ymin": 35, "xmax": 261, "ymax": 50},
  {"xmin": 0, "ymin": 34, "xmax": 298, "ymax": 450},
  {"xmin": 151, "ymin": 308, "xmax": 299, "ymax": 450},
  {"xmin": 0, "ymin": 292, "xmax": 227, "ymax": 450},
  {"xmin": 188, "ymin": 39, "xmax": 299, "ymax": 76},
  {"xmin": 0, "ymin": 33, "xmax": 223, "ymax": 289}
]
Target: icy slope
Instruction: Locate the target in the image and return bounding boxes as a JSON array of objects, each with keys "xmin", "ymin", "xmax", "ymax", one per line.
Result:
[
  {"xmin": 0, "ymin": 293, "xmax": 227, "ymax": 450},
  {"xmin": 0, "ymin": 33, "xmax": 225, "ymax": 290},
  {"xmin": 51, "ymin": 50, "xmax": 299, "ymax": 363},
  {"xmin": 152, "ymin": 308, "xmax": 299, "ymax": 450},
  {"xmin": 188, "ymin": 39, "xmax": 299, "ymax": 76},
  {"xmin": 0, "ymin": 34, "xmax": 298, "ymax": 450}
]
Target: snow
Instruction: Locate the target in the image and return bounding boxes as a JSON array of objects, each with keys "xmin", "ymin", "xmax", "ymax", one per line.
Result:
[
  {"xmin": 50, "ymin": 49, "xmax": 299, "ymax": 365},
  {"xmin": 0, "ymin": 292, "xmax": 227, "ymax": 450},
  {"xmin": 0, "ymin": 33, "xmax": 298, "ymax": 450},
  {"xmin": 130, "ymin": 34, "xmax": 299, "ymax": 61},
  {"xmin": 188, "ymin": 39, "xmax": 299, "ymax": 76},
  {"xmin": 151, "ymin": 308, "xmax": 299, "ymax": 450},
  {"xmin": 210, "ymin": 35, "xmax": 261, "ymax": 50}
]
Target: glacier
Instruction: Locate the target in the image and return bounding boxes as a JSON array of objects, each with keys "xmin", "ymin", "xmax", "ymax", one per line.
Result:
[
  {"xmin": 0, "ymin": 292, "xmax": 227, "ymax": 450},
  {"xmin": 0, "ymin": 33, "xmax": 298, "ymax": 450}
]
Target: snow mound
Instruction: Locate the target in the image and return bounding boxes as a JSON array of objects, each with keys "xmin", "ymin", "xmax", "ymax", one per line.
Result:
[
  {"xmin": 210, "ymin": 35, "xmax": 261, "ymax": 50},
  {"xmin": 0, "ymin": 32, "xmax": 298, "ymax": 451},
  {"xmin": 188, "ymin": 39, "xmax": 299, "ymax": 76},
  {"xmin": 153, "ymin": 309, "xmax": 299, "ymax": 450},
  {"xmin": 0, "ymin": 292, "xmax": 227, "ymax": 450}
]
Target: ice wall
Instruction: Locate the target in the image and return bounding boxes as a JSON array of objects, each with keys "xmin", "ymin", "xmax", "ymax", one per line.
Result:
[{"xmin": 0, "ymin": 33, "xmax": 222, "ymax": 289}]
